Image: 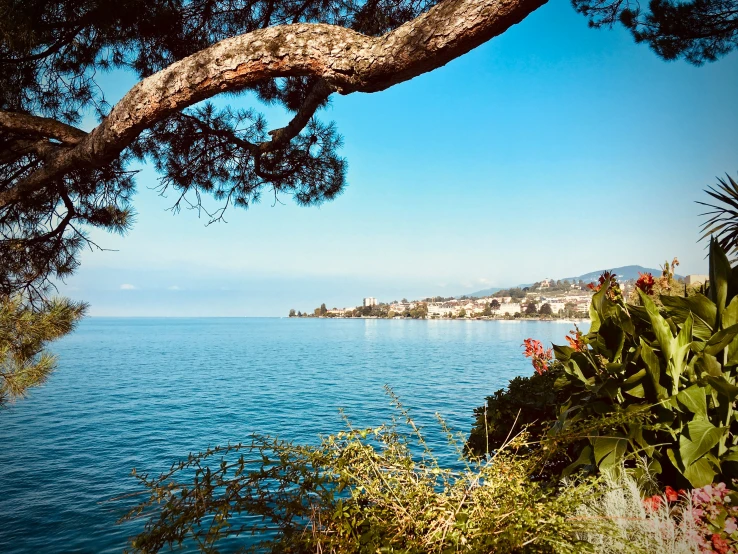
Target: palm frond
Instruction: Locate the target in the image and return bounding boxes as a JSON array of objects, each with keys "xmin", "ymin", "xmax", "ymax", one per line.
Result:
[{"xmin": 698, "ymin": 173, "xmax": 738, "ymax": 262}]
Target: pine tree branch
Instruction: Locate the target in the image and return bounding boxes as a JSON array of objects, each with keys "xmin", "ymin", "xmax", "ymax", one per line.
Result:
[
  {"xmin": 0, "ymin": 0, "xmax": 546, "ymax": 208},
  {"xmin": 0, "ymin": 112, "xmax": 87, "ymax": 145}
]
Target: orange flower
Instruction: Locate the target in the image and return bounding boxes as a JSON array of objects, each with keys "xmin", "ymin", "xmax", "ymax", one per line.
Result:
[
  {"xmin": 565, "ymin": 329, "xmax": 585, "ymax": 352},
  {"xmin": 522, "ymin": 338, "xmax": 553, "ymax": 375},
  {"xmin": 635, "ymin": 272, "xmax": 655, "ymax": 295}
]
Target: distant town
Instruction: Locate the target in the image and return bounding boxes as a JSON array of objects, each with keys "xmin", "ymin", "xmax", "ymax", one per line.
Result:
[{"xmin": 289, "ymin": 272, "xmax": 710, "ymax": 320}]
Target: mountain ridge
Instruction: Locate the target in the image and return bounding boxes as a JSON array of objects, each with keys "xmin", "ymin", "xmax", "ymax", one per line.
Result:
[{"xmin": 465, "ymin": 265, "xmax": 684, "ymax": 298}]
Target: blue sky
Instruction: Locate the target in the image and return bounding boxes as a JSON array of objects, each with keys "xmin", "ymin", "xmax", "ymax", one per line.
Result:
[{"xmin": 59, "ymin": 1, "xmax": 738, "ymax": 316}]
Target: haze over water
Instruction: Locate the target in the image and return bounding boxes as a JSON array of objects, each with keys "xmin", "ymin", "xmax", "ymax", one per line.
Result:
[{"xmin": 0, "ymin": 318, "xmax": 585, "ymax": 553}]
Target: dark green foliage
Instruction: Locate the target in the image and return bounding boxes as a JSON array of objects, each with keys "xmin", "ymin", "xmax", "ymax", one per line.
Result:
[
  {"xmin": 493, "ymin": 287, "xmax": 527, "ymax": 300},
  {"xmin": 468, "ymin": 369, "xmax": 561, "ymax": 456},
  {"xmin": 572, "ymin": 0, "xmax": 738, "ymax": 64},
  {"xmin": 540, "ymin": 302, "xmax": 553, "ymax": 316}
]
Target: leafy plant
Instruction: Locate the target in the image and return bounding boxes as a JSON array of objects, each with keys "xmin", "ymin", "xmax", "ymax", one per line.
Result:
[{"xmin": 471, "ymin": 240, "xmax": 738, "ymax": 488}]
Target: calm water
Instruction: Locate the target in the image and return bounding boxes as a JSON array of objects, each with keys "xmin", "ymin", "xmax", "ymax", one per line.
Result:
[{"xmin": 0, "ymin": 317, "xmax": 584, "ymax": 553}]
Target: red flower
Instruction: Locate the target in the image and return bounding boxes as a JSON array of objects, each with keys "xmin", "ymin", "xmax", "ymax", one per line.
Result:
[
  {"xmin": 635, "ymin": 272, "xmax": 656, "ymax": 295},
  {"xmin": 665, "ymin": 486, "xmax": 679, "ymax": 502},
  {"xmin": 588, "ymin": 271, "xmax": 622, "ymax": 301},
  {"xmin": 712, "ymin": 533, "xmax": 730, "ymax": 554},
  {"xmin": 522, "ymin": 338, "xmax": 553, "ymax": 375},
  {"xmin": 643, "ymin": 495, "xmax": 662, "ymax": 512}
]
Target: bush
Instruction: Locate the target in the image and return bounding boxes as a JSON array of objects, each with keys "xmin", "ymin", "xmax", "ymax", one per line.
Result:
[{"xmin": 124, "ymin": 390, "xmax": 605, "ymax": 553}]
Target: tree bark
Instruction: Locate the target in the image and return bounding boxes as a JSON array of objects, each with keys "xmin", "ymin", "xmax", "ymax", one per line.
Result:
[{"xmin": 0, "ymin": 0, "xmax": 546, "ymax": 207}]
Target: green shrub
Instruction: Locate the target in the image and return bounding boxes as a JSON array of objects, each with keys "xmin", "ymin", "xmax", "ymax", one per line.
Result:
[{"xmin": 124, "ymin": 391, "xmax": 605, "ymax": 553}]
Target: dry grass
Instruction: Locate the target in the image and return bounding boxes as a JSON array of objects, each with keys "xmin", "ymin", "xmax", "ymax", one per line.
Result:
[{"xmin": 573, "ymin": 466, "xmax": 700, "ymax": 554}]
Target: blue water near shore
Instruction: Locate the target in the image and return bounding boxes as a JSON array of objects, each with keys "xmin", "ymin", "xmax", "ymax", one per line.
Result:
[{"xmin": 0, "ymin": 317, "xmax": 586, "ymax": 553}]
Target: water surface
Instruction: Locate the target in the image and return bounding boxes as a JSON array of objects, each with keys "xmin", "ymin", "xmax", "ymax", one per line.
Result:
[{"xmin": 0, "ymin": 317, "xmax": 584, "ymax": 553}]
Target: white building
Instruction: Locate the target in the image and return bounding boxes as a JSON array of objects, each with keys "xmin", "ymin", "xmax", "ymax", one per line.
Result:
[
  {"xmin": 685, "ymin": 274, "xmax": 709, "ymax": 286},
  {"xmin": 498, "ymin": 303, "xmax": 522, "ymax": 315},
  {"xmin": 363, "ymin": 297, "xmax": 378, "ymax": 307}
]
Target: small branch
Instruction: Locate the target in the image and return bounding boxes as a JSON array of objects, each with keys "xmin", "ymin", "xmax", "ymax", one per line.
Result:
[
  {"xmin": 0, "ymin": 138, "xmax": 62, "ymax": 165},
  {"xmin": 259, "ymin": 79, "xmax": 333, "ymax": 153},
  {"xmin": 0, "ymin": 112, "xmax": 87, "ymax": 145}
]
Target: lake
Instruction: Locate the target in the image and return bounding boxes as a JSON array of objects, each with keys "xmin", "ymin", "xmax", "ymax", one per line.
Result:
[{"xmin": 0, "ymin": 317, "xmax": 586, "ymax": 553}]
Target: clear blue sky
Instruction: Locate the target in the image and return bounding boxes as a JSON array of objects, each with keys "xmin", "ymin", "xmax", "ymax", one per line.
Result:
[{"xmin": 59, "ymin": 1, "xmax": 738, "ymax": 316}]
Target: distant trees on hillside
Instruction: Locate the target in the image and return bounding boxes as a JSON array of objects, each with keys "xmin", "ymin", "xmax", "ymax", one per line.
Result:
[{"xmin": 492, "ymin": 288, "xmax": 526, "ymax": 300}]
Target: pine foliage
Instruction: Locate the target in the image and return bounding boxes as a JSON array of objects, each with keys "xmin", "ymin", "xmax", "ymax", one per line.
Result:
[
  {"xmin": 572, "ymin": 0, "xmax": 738, "ymax": 64},
  {"xmin": 0, "ymin": 295, "xmax": 87, "ymax": 405}
]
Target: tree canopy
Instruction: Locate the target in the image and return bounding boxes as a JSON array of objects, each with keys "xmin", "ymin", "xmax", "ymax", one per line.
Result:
[{"xmin": 0, "ymin": 0, "xmax": 736, "ymax": 301}]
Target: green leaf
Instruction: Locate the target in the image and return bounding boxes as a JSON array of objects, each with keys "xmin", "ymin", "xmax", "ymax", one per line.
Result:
[
  {"xmin": 623, "ymin": 368, "xmax": 647, "ymax": 385},
  {"xmin": 639, "ymin": 290, "xmax": 675, "ymax": 362},
  {"xmin": 704, "ymin": 323, "xmax": 738, "ymax": 356},
  {"xmin": 710, "ymin": 237, "xmax": 731, "ymax": 326},
  {"xmin": 661, "ymin": 294, "xmax": 716, "ymax": 335},
  {"xmin": 624, "ymin": 382, "xmax": 646, "ymax": 398},
  {"xmin": 679, "ymin": 419, "xmax": 726, "ymax": 468},
  {"xmin": 553, "ymin": 343, "xmax": 574, "ymax": 362},
  {"xmin": 722, "ymin": 296, "xmax": 738, "ymax": 328},
  {"xmin": 641, "ymin": 339, "xmax": 668, "ymax": 400},
  {"xmin": 723, "ymin": 448, "xmax": 738, "ymax": 463},
  {"xmin": 666, "ymin": 447, "xmax": 682, "ymax": 472},
  {"xmin": 706, "ymin": 375, "xmax": 738, "ymax": 401},
  {"xmin": 562, "ymin": 445, "xmax": 594, "ymax": 478},
  {"xmin": 695, "ymin": 352, "xmax": 722, "ymax": 378},
  {"xmin": 683, "ymin": 457, "xmax": 717, "ymax": 488},
  {"xmin": 623, "ymin": 368, "xmax": 647, "ymax": 398},
  {"xmin": 672, "ymin": 313, "xmax": 693, "ymax": 385},
  {"xmin": 593, "ymin": 435, "xmax": 627, "ymax": 470},
  {"xmin": 723, "ymin": 297, "xmax": 738, "ymax": 365},
  {"xmin": 676, "ymin": 385, "xmax": 707, "ymax": 418}
]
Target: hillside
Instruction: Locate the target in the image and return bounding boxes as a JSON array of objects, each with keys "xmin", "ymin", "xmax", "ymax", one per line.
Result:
[
  {"xmin": 466, "ymin": 265, "xmax": 682, "ymax": 298},
  {"xmin": 563, "ymin": 265, "xmax": 682, "ymax": 283}
]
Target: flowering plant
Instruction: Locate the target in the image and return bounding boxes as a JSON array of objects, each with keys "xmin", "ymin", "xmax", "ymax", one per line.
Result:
[
  {"xmin": 691, "ymin": 483, "xmax": 738, "ymax": 553},
  {"xmin": 564, "ymin": 328, "xmax": 586, "ymax": 352},
  {"xmin": 587, "ymin": 270, "xmax": 622, "ymax": 301},
  {"xmin": 522, "ymin": 338, "xmax": 553, "ymax": 375},
  {"xmin": 635, "ymin": 272, "xmax": 655, "ymax": 295}
]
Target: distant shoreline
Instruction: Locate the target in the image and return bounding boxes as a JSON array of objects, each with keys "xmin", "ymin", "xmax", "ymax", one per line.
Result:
[{"xmin": 290, "ymin": 317, "xmax": 591, "ymax": 322}]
